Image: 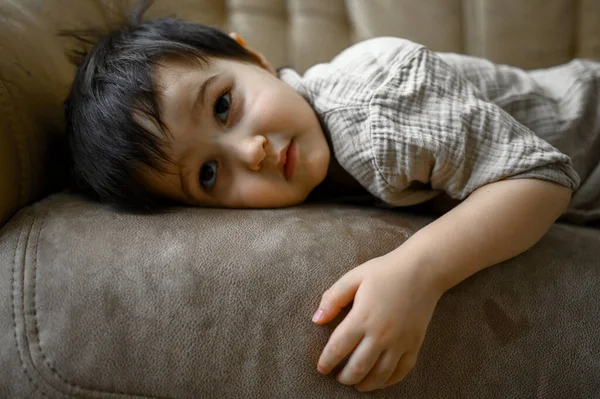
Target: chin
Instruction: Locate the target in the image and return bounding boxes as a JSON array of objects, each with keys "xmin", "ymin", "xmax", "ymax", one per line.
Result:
[
  {"xmin": 250, "ymin": 194, "xmax": 305, "ymax": 209},
  {"xmin": 313, "ymin": 158, "xmax": 331, "ymax": 189}
]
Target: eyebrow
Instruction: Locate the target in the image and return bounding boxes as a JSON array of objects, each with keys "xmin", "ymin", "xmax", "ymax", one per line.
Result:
[
  {"xmin": 179, "ymin": 167, "xmax": 196, "ymax": 203},
  {"xmin": 192, "ymin": 74, "xmax": 220, "ymax": 111}
]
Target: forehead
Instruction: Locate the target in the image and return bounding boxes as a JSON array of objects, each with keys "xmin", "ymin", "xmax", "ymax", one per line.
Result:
[
  {"xmin": 151, "ymin": 57, "xmax": 214, "ymax": 143},
  {"xmin": 154, "ymin": 56, "xmax": 210, "ymax": 97},
  {"xmin": 129, "ymin": 58, "xmax": 206, "ymax": 204},
  {"xmin": 137, "ymin": 160, "xmax": 193, "ymax": 205}
]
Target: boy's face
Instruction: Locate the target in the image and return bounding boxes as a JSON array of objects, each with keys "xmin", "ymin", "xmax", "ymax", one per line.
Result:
[{"xmin": 139, "ymin": 50, "xmax": 331, "ymax": 208}]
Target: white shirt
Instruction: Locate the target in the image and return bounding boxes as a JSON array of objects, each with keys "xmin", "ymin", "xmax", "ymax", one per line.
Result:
[{"xmin": 280, "ymin": 37, "xmax": 600, "ymax": 224}]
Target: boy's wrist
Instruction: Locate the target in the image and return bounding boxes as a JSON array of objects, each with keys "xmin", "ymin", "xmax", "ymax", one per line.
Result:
[
  {"xmin": 386, "ymin": 241, "xmax": 453, "ymax": 295},
  {"xmin": 388, "ymin": 179, "xmax": 571, "ymax": 294}
]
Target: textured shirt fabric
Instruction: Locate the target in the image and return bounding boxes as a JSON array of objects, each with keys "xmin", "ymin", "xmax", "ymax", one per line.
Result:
[{"xmin": 279, "ymin": 37, "xmax": 600, "ymax": 224}]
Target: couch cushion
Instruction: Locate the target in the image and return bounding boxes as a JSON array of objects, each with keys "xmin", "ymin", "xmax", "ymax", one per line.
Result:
[{"xmin": 1, "ymin": 192, "xmax": 599, "ymax": 398}]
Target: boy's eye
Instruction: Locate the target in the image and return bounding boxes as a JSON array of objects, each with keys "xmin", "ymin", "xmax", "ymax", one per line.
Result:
[
  {"xmin": 200, "ymin": 161, "xmax": 218, "ymax": 191},
  {"xmin": 214, "ymin": 92, "xmax": 231, "ymax": 123}
]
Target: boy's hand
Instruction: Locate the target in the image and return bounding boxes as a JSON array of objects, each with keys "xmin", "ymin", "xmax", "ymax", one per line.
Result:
[
  {"xmin": 312, "ymin": 251, "xmax": 442, "ymax": 392},
  {"xmin": 312, "ymin": 179, "xmax": 570, "ymax": 392}
]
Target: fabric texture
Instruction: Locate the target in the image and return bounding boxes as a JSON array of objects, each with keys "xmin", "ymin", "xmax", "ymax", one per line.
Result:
[
  {"xmin": 1, "ymin": 1, "xmax": 600, "ymax": 398},
  {"xmin": 280, "ymin": 37, "xmax": 600, "ymax": 222},
  {"xmin": 1, "ymin": 193, "xmax": 599, "ymax": 398}
]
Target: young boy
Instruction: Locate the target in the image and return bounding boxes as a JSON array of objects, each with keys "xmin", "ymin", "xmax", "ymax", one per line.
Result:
[{"xmin": 64, "ymin": 4, "xmax": 600, "ymax": 393}]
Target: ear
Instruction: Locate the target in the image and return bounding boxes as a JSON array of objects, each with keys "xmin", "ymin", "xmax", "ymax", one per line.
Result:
[{"xmin": 229, "ymin": 32, "xmax": 276, "ymax": 76}]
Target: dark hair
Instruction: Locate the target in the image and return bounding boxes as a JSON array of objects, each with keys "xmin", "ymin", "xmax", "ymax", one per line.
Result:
[{"xmin": 63, "ymin": 1, "xmax": 260, "ymax": 212}]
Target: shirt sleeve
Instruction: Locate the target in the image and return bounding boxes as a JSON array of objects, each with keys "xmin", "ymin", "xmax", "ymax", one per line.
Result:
[{"xmin": 369, "ymin": 45, "xmax": 581, "ymax": 203}]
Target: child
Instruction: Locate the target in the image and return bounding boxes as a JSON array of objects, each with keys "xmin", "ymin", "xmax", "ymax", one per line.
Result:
[{"xmin": 64, "ymin": 3, "xmax": 600, "ymax": 393}]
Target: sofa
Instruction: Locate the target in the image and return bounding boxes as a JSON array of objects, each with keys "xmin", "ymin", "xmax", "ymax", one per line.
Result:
[{"xmin": 1, "ymin": 0, "xmax": 599, "ymax": 398}]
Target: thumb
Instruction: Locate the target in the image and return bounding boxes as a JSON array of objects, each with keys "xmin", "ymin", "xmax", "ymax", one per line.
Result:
[{"xmin": 312, "ymin": 269, "xmax": 363, "ymax": 325}]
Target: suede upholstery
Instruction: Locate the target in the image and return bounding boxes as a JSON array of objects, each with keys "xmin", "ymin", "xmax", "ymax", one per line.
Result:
[
  {"xmin": 2, "ymin": 194, "xmax": 600, "ymax": 398},
  {"xmin": 1, "ymin": 1, "xmax": 599, "ymax": 398}
]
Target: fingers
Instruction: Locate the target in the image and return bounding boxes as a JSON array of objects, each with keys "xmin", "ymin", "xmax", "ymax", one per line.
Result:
[
  {"xmin": 336, "ymin": 337, "xmax": 382, "ymax": 385},
  {"xmin": 313, "ymin": 269, "xmax": 362, "ymax": 325},
  {"xmin": 354, "ymin": 350, "xmax": 399, "ymax": 392},
  {"xmin": 317, "ymin": 316, "xmax": 364, "ymax": 374},
  {"xmin": 383, "ymin": 352, "xmax": 418, "ymax": 388},
  {"xmin": 322, "ymin": 340, "xmax": 418, "ymax": 391}
]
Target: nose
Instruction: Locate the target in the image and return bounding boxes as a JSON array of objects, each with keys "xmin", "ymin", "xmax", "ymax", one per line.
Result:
[{"xmin": 229, "ymin": 135, "xmax": 267, "ymax": 171}]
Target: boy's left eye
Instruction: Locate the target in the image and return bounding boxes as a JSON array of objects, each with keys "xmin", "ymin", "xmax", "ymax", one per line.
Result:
[
  {"xmin": 200, "ymin": 160, "xmax": 218, "ymax": 191},
  {"xmin": 214, "ymin": 92, "xmax": 231, "ymax": 123}
]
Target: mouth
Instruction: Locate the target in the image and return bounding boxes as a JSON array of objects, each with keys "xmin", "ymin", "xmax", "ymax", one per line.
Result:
[{"xmin": 278, "ymin": 140, "xmax": 298, "ymax": 180}]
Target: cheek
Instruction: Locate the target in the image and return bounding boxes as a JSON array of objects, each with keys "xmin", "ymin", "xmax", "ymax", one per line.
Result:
[{"xmin": 250, "ymin": 87, "xmax": 303, "ymax": 130}]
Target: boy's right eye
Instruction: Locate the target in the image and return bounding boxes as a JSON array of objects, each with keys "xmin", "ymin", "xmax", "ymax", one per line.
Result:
[
  {"xmin": 200, "ymin": 161, "xmax": 218, "ymax": 191},
  {"xmin": 214, "ymin": 91, "xmax": 231, "ymax": 124}
]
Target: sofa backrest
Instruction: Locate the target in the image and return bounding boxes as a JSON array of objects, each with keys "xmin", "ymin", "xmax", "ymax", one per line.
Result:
[{"xmin": 1, "ymin": 0, "xmax": 599, "ymax": 226}]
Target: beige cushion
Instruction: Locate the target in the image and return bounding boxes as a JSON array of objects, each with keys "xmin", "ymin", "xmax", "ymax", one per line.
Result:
[{"xmin": 1, "ymin": 0, "xmax": 600, "ymax": 226}]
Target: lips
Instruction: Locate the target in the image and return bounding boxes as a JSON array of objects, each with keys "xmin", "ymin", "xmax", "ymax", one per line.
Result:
[
  {"xmin": 277, "ymin": 143, "xmax": 289, "ymax": 171},
  {"xmin": 284, "ymin": 140, "xmax": 298, "ymax": 180},
  {"xmin": 278, "ymin": 140, "xmax": 298, "ymax": 180}
]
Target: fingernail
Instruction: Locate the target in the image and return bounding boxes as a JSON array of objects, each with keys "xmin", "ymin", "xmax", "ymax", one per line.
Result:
[{"xmin": 312, "ymin": 309, "xmax": 324, "ymax": 323}]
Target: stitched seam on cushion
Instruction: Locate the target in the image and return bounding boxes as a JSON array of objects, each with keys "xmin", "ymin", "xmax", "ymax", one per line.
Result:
[
  {"xmin": 27, "ymin": 205, "xmax": 171, "ymax": 398},
  {"xmin": 228, "ymin": 4, "xmax": 286, "ymax": 18},
  {"xmin": 0, "ymin": 70, "xmax": 28, "ymax": 207},
  {"xmin": 12, "ymin": 208, "xmax": 50, "ymax": 398},
  {"xmin": 291, "ymin": 9, "xmax": 347, "ymax": 21},
  {"xmin": 30, "ymin": 206, "xmax": 73, "ymax": 397}
]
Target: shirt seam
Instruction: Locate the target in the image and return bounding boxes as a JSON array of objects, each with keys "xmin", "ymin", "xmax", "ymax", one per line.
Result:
[{"xmin": 367, "ymin": 46, "xmax": 429, "ymax": 192}]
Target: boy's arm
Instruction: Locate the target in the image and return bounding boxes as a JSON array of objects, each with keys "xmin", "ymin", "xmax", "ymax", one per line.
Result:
[
  {"xmin": 392, "ymin": 177, "xmax": 572, "ymax": 292},
  {"xmin": 313, "ymin": 177, "xmax": 571, "ymax": 392}
]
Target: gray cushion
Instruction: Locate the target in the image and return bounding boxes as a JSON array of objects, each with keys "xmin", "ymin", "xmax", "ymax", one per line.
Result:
[{"xmin": 1, "ymin": 192, "xmax": 599, "ymax": 398}]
